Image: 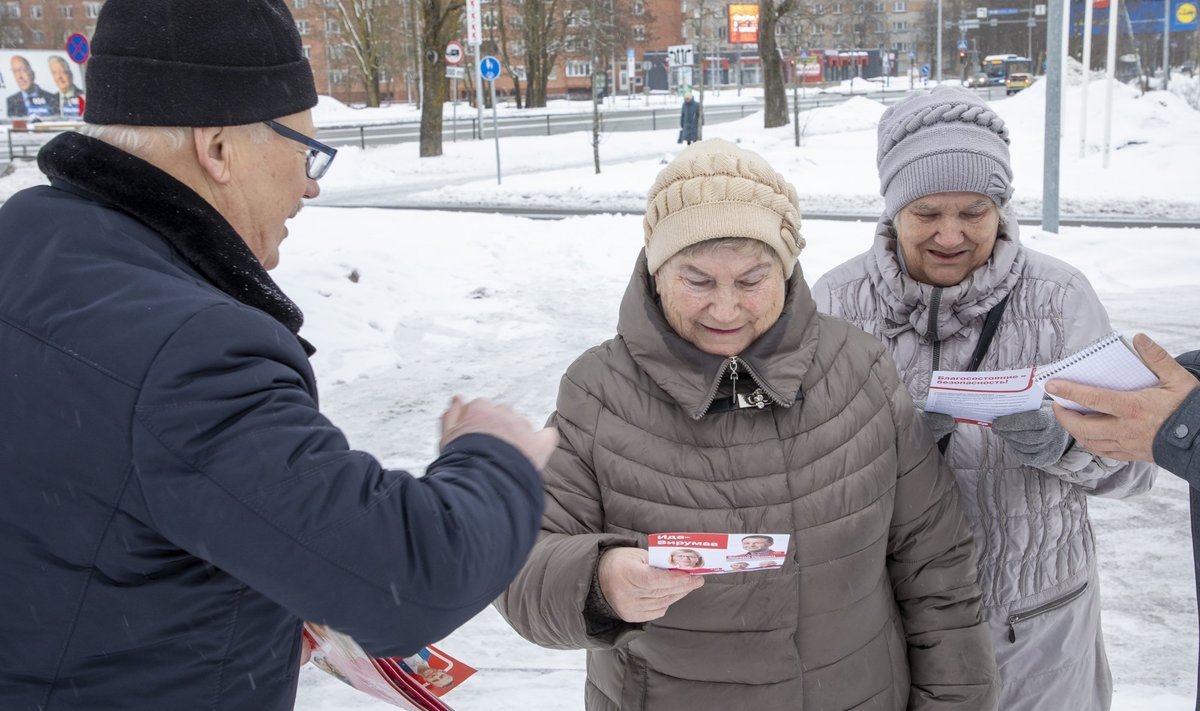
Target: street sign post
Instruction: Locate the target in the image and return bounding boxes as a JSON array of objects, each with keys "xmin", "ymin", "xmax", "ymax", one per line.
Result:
[
  {"xmin": 667, "ymin": 44, "xmax": 694, "ymax": 91},
  {"xmin": 627, "ymin": 47, "xmax": 635, "ymax": 98},
  {"xmin": 480, "ymin": 55, "xmax": 502, "ymax": 184},
  {"xmin": 466, "ymin": 0, "xmax": 483, "ymax": 139},
  {"xmin": 446, "ymin": 41, "xmax": 465, "ymax": 144}
]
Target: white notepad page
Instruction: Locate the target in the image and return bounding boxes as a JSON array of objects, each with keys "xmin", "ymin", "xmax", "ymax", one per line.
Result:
[{"xmin": 1033, "ymin": 332, "xmax": 1160, "ymax": 413}]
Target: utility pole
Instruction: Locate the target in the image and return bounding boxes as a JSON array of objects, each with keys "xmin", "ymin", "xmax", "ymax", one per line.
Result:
[
  {"xmin": 1163, "ymin": 0, "xmax": 1172, "ymax": 91},
  {"xmin": 1042, "ymin": 0, "xmax": 1064, "ymax": 232},
  {"xmin": 1081, "ymin": 0, "xmax": 1095, "ymax": 157},
  {"xmin": 1103, "ymin": 0, "xmax": 1121, "ymax": 167},
  {"xmin": 936, "ymin": 0, "xmax": 943, "ymax": 83}
]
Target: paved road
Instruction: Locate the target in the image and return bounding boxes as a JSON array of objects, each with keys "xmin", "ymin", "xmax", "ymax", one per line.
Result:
[
  {"xmin": 317, "ymin": 88, "xmax": 989, "ymax": 150},
  {"xmin": 312, "ymin": 201, "xmax": 1200, "ymax": 229}
]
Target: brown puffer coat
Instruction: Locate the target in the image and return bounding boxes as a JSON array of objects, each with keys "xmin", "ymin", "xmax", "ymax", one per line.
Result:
[{"xmin": 496, "ymin": 252, "xmax": 999, "ymax": 711}]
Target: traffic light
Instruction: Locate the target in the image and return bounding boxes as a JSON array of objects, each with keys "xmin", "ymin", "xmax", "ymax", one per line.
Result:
[{"xmin": 958, "ymin": 50, "xmax": 966, "ymax": 63}]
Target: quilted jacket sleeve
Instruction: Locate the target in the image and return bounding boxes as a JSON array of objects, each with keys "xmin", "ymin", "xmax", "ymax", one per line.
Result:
[
  {"xmin": 876, "ymin": 351, "xmax": 1000, "ymax": 711},
  {"xmin": 131, "ymin": 303, "xmax": 544, "ymax": 659},
  {"xmin": 495, "ymin": 356, "xmax": 642, "ymax": 651},
  {"xmin": 1040, "ymin": 273, "xmax": 1157, "ymax": 498}
]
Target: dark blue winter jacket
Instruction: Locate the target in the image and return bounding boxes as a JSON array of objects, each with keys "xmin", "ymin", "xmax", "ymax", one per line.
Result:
[{"xmin": 0, "ymin": 132, "xmax": 544, "ymax": 711}]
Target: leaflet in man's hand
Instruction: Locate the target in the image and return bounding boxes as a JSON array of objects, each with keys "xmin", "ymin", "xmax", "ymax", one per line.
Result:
[
  {"xmin": 303, "ymin": 623, "xmax": 475, "ymax": 710},
  {"xmin": 647, "ymin": 533, "xmax": 790, "ymax": 575}
]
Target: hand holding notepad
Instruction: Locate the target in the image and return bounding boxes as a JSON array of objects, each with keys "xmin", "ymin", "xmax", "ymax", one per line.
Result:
[{"xmin": 1033, "ymin": 332, "xmax": 1160, "ymax": 413}]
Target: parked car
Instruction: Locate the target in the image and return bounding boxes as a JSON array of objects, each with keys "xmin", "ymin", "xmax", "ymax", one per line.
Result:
[
  {"xmin": 965, "ymin": 71, "xmax": 990, "ymax": 88},
  {"xmin": 1006, "ymin": 72, "xmax": 1033, "ymax": 95}
]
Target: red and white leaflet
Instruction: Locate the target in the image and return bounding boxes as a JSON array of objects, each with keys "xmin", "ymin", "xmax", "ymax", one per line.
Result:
[
  {"xmin": 304, "ymin": 625, "xmax": 419, "ymax": 709},
  {"xmin": 647, "ymin": 533, "xmax": 791, "ymax": 576},
  {"xmin": 925, "ymin": 367, "xmax": 1044, "ymax": 426},
  {"xmin": 304, "ymin": 624, "xmax": 475, "ymax": 711}
]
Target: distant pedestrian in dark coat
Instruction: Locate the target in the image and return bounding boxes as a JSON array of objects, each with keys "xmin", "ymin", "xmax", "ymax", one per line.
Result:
[
  {"xmin": 0, "ymin": 1, "xmax": 554, "ymax": 710},
  {"xmin": 679, "ymin": 91, "xmax": 700, "ymax": 144}
]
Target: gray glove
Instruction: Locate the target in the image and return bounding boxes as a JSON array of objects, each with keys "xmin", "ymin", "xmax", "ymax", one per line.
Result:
[
  {"xmin": 991, "ymin": 404, "xmax": 1073, "ymax": 468},
  {"xmin": 914, "ymin": 400, "xmax": 956, "ymax": 442}
]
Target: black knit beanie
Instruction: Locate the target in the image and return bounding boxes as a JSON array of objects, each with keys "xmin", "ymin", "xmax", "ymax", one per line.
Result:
[{"xmin": 84, "ymin": 0, "xmax": 318, "ymax": 126}]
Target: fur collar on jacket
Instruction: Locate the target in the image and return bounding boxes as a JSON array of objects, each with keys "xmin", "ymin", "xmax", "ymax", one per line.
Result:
[
  {"xmin": 866, "ymin": 206, "xmax": 1025, "ymax": 342},
  {"xmin": 616, "ymin": 249, "xmax": 819, "ymax": 420},
  {"xmin": 37, "ymin": 131, "xmax": 314, "ymax": 355}
]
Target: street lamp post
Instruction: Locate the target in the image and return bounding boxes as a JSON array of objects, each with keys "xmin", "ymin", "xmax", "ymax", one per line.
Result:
[{"xmin": 936, "ymin": 0, "xmax": 943, "ymax": 83}]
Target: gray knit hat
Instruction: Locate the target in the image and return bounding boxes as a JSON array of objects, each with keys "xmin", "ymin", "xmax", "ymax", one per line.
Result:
[
  {"xmin": 643, "ymin": 138, "xmax": 804, "ymax": 278},
  {"xmin": 876, "ymin": 85, "xmax": 1012, "ymax": 219}
]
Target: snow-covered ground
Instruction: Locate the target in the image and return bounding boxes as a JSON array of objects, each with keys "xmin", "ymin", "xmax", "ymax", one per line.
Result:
[
  {"xmin": 278, "ymin": 210, "xmax": 1199, "ymax": 711},
  {"xmin": 277, "ymin": 71, "xmax": 1200, "ymax": 711},
  {"xmin": 2, "ymin": 72, "xmax": 1198, "ymax": 710}
]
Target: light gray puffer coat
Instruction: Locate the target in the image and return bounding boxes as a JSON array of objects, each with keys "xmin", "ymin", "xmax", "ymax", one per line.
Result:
[
  {"xmin": 497, "ymin": 252, "xmax": 999, "ymax": 711},
  {"xmin": 812, "ymin": 214, "xmax": 1156, "ymax": 711}
]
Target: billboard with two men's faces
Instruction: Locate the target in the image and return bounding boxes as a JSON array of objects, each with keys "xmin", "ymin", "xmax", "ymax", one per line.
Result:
[{"xmin": 0, "ymin": 49, "xmax": 86, "ymax": 121}]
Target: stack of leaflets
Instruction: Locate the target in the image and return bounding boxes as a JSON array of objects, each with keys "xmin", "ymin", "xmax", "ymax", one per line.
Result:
[
  {"xmin": 647, "ymin": 532, "xmax": 790, "ymax": 575},
  {"xmin": 303, "ymin": 623, "xmax": 476, "ymax": 711}
]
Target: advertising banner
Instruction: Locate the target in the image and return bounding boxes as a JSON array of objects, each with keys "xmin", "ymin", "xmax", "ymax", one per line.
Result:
[
  {"xmin": 0, "ymin": 49, "xmax": 87, "ymax": 121},
  {"xmin": 727, "ymin": 4, "xmax": 760, "ymax": 44}
]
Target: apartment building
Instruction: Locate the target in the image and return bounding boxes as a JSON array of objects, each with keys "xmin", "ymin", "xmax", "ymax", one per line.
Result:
[{"xmin": 0, "ymin": 0, "xmax": 932, "ymax": 105}]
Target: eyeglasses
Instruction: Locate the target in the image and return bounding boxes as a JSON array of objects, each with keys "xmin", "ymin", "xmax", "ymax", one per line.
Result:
[{"xmin": 264, "ymin": 120, "xmax": 337, "ymax": 180}]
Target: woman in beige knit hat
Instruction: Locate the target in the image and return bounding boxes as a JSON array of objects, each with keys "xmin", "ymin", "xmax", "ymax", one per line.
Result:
[{"xmin": 498, "ymin": 138, "xmax": 998, "ymax": 711}]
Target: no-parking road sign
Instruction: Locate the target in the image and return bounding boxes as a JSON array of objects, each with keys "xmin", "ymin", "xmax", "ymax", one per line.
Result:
[{"xmin": 66, "ymin": 33, "xmax": 90, "ymax": 64}]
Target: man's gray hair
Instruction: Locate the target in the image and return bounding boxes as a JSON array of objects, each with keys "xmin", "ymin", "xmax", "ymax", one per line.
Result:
[{"xmin": 76, "ymin": 123, "xmax": 272, "ymax": 159}]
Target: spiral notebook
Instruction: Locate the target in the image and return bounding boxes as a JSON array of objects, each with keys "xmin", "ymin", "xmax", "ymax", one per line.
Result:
[{"xmin": 1033, "ymin": 332, "xmax": 1159, "ymax": 413}]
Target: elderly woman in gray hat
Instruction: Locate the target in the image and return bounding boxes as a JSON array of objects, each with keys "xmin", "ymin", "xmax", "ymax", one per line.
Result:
[
  {"xmin": 813, "ymin": 85, "xmax": 1156, "ymax": 711},
  {"xmin": 497, "ymin": 138, "xmax": 998, "ymax": 711}
]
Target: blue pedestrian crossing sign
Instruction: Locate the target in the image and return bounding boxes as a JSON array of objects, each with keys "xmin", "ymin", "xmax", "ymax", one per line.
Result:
[
  {"xmin": 480, "ymin": 55, "xmax": 501, "ymax": 81},
  {"xmin": 956, "ymin": 39, "xmax": 968, "ymax": 51}
]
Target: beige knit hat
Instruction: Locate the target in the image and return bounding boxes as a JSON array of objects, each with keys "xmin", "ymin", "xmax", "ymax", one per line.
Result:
[{"xmin": 643, "ymin": 138, "xmax": 805, "ymax": 278}]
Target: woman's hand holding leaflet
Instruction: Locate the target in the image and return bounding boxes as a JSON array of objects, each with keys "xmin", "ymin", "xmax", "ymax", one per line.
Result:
[{"xmin": 597, "ymin": 547, "xmax": 704, "ymax": 623}]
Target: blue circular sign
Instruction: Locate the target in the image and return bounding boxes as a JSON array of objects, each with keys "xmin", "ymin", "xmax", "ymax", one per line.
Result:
[
  {"xmin": 480, "ymin": 55, "xmax": 501, "ymax": 82},
  {"xmin": 66, "ymin": 33, "xmax": 90, "ymax": 64}
]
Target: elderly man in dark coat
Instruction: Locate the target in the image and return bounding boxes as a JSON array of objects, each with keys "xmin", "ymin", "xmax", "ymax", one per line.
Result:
[{"xmin": 0, "ymin": 2, "xmax": 554, "ymax": 710}]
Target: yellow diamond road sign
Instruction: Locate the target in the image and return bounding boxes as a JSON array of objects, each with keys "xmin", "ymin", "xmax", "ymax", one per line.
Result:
[{"xmin": 1178, "ymin": 1, "xmax": 1197, "ymax": 24}]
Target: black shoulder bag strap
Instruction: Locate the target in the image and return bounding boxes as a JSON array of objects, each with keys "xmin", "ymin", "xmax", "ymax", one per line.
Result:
[{"xmin": 937, "ymin": 294, "xmax": 1011, "ymax": 454}]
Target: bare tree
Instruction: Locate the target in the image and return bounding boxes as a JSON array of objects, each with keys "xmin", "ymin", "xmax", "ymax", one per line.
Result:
[
  {"xmin": 418, "ymin": 0, "xmax": 465, "ymax": 156},
  {"xmin": 685, "ymin": 0, "xmax": 722, "ymax": 123},
  {"xmin": 520, "ymin": 0, "xmax": 577, "ymax": 107},
  {"xmin": 489, "ymin": 0, "xmax": 524, "ymax": 108},
  {"xmin": 759, "ymin": 0, "xmax": 799, "ymax": 128},
  {"xmin": 335, "ymin": 0, "xmax": 403, "ymax": 107},
  {"xmin": 582, "ymin": 0, "xmax": 644, "ymax": 171}
]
